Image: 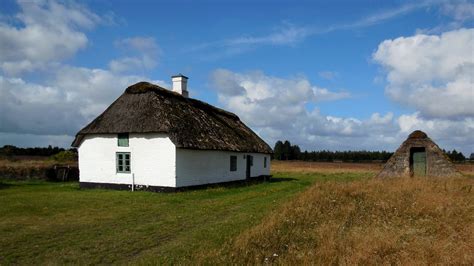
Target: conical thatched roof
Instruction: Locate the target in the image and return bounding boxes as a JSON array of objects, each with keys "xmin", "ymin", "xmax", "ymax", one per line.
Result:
[
  {"xmin": 377, "ymin": 130, "xmax": 461, "ymax": 178},
  {"xmin": 72, "ymin": 82, "xmax": 272, "ymax": 153}
]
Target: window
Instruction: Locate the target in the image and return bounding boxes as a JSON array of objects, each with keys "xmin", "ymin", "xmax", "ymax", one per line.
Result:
[
  {"xmin": 264, "ymin": 157, "xmax": 267, "ymax": 168},
  {"xmin": 230, "ymin": 155, "xmax": 237, "ymax": 171},
  {"xmin": 116, "ymin": 152, "xmax": 131, "ymax": 173},
  {"xmin": 118, "ymin": 133, "xmax": 129, "ymax": 147}
]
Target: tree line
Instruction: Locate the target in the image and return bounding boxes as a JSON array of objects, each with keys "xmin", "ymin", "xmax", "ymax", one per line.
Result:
[
  {"xmin": 0, "ymin": 145, "xmax": 76, "ymax": 157},
  {"xmin": 273, "ymin": 140, "xmax": 393, "ymax": 162},
  {"xmin": 443, "ymin": 149, "xmax": 467, "ymax": 162},
  {"xmin": 273, "ymin": 140, "xmax": 469, "ymax": 162}
]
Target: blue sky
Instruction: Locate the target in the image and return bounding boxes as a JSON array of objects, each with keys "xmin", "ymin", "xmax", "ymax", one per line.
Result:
[{"xmin": 0, "ymin": 0, "xmax": 473, "ymax": 155}]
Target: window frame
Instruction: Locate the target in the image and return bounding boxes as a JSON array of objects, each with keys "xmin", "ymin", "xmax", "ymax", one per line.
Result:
[
  {"xmin": 230, "ymin": 155, "xmax": 237, "ymax": 172},
  {"xmin": 264, "ymin": 157, "xmax": 267, "ymax": 168},
  {"xmin": 117, "ymin": 133, "xmax": 129, "ymax": 147},
  {"xmin": 116, "ymin": 152, "xmax": 131, "ymax": 173}
]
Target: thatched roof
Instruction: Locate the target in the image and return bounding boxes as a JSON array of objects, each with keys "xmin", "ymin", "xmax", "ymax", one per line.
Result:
[
  {"xmin": 377, "ymin": 130, "xmax": 461, "ymax": 178},
  {"xmin": 72, "ymin": 82, "xmax": 272, "ymax": 153},
  {"xmin": 407, "ymin": 130, "xmax": 428, "ymax": 139}
]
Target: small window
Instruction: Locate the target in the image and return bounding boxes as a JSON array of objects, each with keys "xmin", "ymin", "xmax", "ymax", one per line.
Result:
[
  {"xmin": 116, "ymin": 152, "xmax": 131, "ymax": 173},
  {"xmin": 264, "ymin": 157, "xmax": 267, "ymax": 168},
  {"xmin": 230, "ymin": 156, "xmax": 237, "ymax": 171},
  {"xmin": 118, "ymin": 133, "xmax": 129, "ymax": 147}
]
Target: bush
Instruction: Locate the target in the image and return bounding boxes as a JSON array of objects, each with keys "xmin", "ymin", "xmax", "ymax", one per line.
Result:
[{"xmin": 49, "ymin": 151, "xmax": 77, "ymax": 162}]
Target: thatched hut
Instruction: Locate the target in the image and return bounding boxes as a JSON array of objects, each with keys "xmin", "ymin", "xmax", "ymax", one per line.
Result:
[
  {"xmin": 377, "ymin": 130, "xmax": 461, "ymax": 178},
  {"xmin": 72, "ymin": 75, "xmax": 272, "ymax": 191}
]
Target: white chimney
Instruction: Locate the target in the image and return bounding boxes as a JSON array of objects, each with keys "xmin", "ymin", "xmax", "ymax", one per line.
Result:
[{"xmin": 172, "ymin": 74, "xmax": 189, "ymax": 97}]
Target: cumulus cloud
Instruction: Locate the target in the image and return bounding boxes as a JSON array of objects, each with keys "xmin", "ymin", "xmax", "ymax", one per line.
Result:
[
  {"xmin": 210, "ymin": 69, "xmax": 395, "ymax": 150},
  {"xmin": 210, "ymin": 69, "xmax": 473, "ymax": 154},
  {"xmin": 373, "ymin": 28, "xmax": 474, "ymax": 118},
  {"xmin": 0, "ymin": 0, "xmax": 101, "ymax": 75},
  {"xmin": 0, "ymin": 69, "xmax": 160, "ymax": 136},
  {"xmin": 0, "ymin": 1, "xmax": 166, "ymax": 147},
  {"xmin": 210, "ymin": 69, "xmax": 349, "ymax": 128},
  {"xmin": 398, "ymin": 112, "xmax": 474, "ymax": 152}
]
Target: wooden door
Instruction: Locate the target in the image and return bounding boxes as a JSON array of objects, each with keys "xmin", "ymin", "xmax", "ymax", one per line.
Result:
[
  {"xmin": 246, "ymin": 155, "xmax": 252, "ymax": 179},
  {"xmin": 412, "ymin": 151, "xmax": 426, "ymax": 176}
]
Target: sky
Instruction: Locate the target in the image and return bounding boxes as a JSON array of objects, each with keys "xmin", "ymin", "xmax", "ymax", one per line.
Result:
[{"xmin": 0, "ymin": 0, "xmax": 473, "ymax": 155}]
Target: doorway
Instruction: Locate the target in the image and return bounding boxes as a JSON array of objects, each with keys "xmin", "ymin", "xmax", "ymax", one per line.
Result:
[
  {"xmin": 410, "ymin": 147, "xmax": 426, "ymax": 177},
  {"xmin": 246, "ymin": 155, "xmax": 253, "ymax": 179}
]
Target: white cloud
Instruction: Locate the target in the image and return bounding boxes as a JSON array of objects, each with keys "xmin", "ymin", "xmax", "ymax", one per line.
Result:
[
  {"xmin": 0, "ymin": 67, "xmax": 167, "ymax": 136},
  {"xmin": 398, "ymin": 112, "xmax": 474, "ymax": 152},
  {"xmin": 441, "ymin": 0, "xmax": 474, "ymax": 22},
  {"xmin": 0, "ymin": 0, "xmax": 101, "ymax": 75},
  {"xmin": 0, "ymin": 75, "xmax": 84, "ymax": 135},
  {"xmin": 188, "ymin": 2, "xmax": 434, "ymax": 58},
  {"xmin": 210, "ymin": 69, "xmax": 349, "ymax": 128},
  {"xmin": 373, "ymin": 28, "xmax": 474, "ymax": 118},
  {"xmin": 109, "ymin": 56, "xmax": 157, "ymax": 73},
  {"xmin": 0, "ymin": 1, "xmax": 167, "ymax": 147},
  {"xmin": 0, "ymin": 132, "xmax": 73, "ymax": 149},
  {"xmin": 225, "ymin": 24, "xmax": 310, "ymax": 46},
  {"xmin": 109, "ymin": 37, "xmax": 161, "ymax": 73},
  {"xmin": 348, "ymin": 1, "xmax": 430, "ymax": 28},
  {"xmin": 313, "ymin": 87, "xmax": 350, "ymax": 101},
  {"xmin": 210, "ymin": 69, "xmax": 473, "ymax": 154},
  {"xmin": 115, "ymin": 37, "xmax": 161, "ymax": 53}
]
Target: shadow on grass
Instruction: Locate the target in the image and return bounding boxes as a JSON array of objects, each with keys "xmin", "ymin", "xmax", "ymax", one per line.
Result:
[
  {"xmin": 0, "ymin": 179, "xmax": 64, "ymax": 189},
  {"xmin": 176, "ymin": 176, "xmax": 297, "ymax": 192},
  {"xmin": 268, "ymin": 177, "xmax": 298, "ymax": 183},
  {"xmin": 0, "ymin": 182, "xmax": 12, "ymax": 189}
]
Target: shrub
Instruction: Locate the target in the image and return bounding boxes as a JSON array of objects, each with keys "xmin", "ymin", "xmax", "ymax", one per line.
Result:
[{"xmin": 49, "ymin": 151, "xmax": 77, "ymax": 162}]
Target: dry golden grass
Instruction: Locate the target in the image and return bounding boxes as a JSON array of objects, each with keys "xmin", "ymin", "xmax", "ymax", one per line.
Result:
[
  {"xmin": 272, "ymin": 161, "xmax": 383, "ymax": 174},
  {"xmin": 0, "ymin": 157, "xmax": 76, "ymax": 180},
  {"xmin": 456, "ymin": 163, "xmax": 474, "ymax": 176},
  {"xmin": 222, "ymin": 177, "xmax": 474, "ymax": 264},
  {"xmin": 272, "ymin": 160, "xmax": 474, "ymax": 176}
]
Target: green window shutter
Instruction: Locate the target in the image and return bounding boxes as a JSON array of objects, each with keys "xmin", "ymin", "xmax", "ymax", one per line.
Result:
[{"xmin": 118, "ymin": 133, "xmax": 129, "ymax": 147}]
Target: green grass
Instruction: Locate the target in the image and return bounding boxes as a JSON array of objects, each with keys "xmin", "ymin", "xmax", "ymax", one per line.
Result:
[{"xmin": 0, "ymin": 172, "xmax": 368, "ymax": 264}]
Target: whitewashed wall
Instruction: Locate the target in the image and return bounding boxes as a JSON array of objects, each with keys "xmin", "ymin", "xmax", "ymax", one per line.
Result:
[
  {"xmin": 79, "ymin": 133, "xmax": 271, "ymax": 188},
  {"xmin": 175, "ymin": 149, "xmax": 271, "ymax": 187},
  {"xmin": 78, "ymin": 133, "xmax": 176, "ymax": 187}
]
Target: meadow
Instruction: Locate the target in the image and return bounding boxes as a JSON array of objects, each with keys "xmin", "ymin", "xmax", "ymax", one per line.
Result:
[{"xmin": 0, "ymin": 161, "xmax": 472, "ymax": 264}]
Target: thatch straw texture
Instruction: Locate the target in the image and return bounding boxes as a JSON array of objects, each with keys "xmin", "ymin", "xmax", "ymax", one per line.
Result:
[{"xmin": 72, "ymin": 82, "xmax": 272, "ymax": 153}]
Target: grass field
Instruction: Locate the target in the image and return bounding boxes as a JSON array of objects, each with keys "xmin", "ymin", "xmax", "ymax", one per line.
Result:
[{"xmin": 1, "ymin": 161, "xmax": 472, "ymax": 264}]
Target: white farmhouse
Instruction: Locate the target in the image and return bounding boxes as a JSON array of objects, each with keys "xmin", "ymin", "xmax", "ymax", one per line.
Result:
[{"xmin": 72, "ymin": 75, "xmax": 272, "ymax": 191}]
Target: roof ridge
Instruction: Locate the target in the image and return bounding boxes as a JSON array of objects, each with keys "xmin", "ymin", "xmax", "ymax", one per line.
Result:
[{"xmin": 125, "ymin": 81, "xmax": 239, "ymax": 120}]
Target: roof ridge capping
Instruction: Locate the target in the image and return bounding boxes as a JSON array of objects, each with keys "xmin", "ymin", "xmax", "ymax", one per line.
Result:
[
  {"xmin": 124, "ymin": 81, "xmax": 239, "ymax": 120},
  {"xmin": 408, "ymin": 130, "xmax": 428, "ymax": 139},
  {"xmin": 125, "ymin": 81, "xmax": 169, "ymax": 94}
]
